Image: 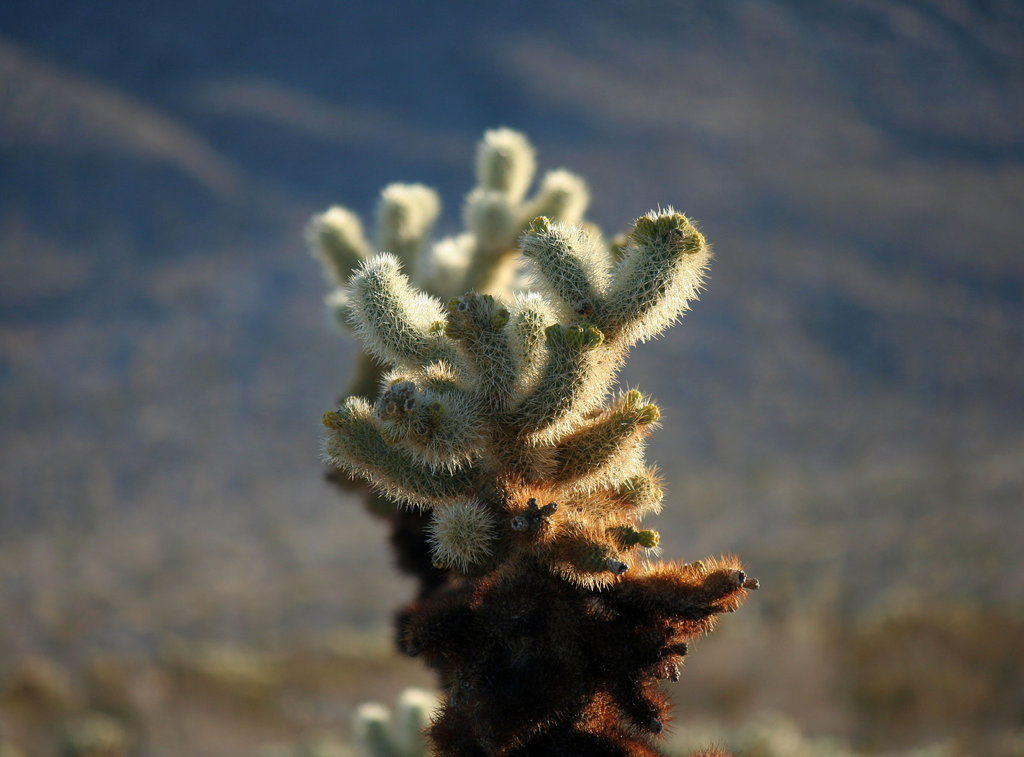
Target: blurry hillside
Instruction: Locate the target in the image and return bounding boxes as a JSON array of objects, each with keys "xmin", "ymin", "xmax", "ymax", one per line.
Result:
[{"xmin": 1, "ymin": 1, "xmax": 1022, "ymax": 754}]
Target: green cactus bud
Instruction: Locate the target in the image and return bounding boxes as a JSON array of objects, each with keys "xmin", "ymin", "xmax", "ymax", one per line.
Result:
[
  {"xmin": 491, "ymin": 306, "xmax": 510, "ymax": 331},
  {"xmin": 445, "ymin": 292, "xmax": 505, "ymax": 336},
  {"xmin": 544, "ymin": 322, "xmax": 565, "ymax": 346},
  {"xmin": 322, "ymin": 410, "xmax": 344, "ymax": 429},
  {"xmin": 631, "ymin": 214, "xmax": 665, "ymax": 239},
  {"xmin": 562, "ymin": 324, "xmax": 604, "ymax": 350},
  {"xmin": 529, "ymin": 215, "xmax": 551, "ymax": 234},
  {"xmin": 637, "ymin": 529, "xmax": 659, "ymax": 548},
  {"xmin": 426, "ymin": 401, "xmax": 444, "ymax": 425},
  {"xmin": 635, "ymin": 404, "xmax": 660, "ymax": 425},
  {"xmin": 582, "ymin": 325, "xmax": 604, "ymax": 348},
  {"xmin": 475, "ymin": 128, "xmax": 536, "ymax": 204},
  {"xmin": 607, "ymin": 525, "xmax": 660, "ymax": 550}
]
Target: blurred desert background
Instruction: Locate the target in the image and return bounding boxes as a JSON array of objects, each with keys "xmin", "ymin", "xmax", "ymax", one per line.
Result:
[{"xmin": 1, "ymin": 1, "xmax": 1022, "ymax": 755}]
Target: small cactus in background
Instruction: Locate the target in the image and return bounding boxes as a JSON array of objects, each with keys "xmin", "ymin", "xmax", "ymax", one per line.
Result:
[
  {"xmin": 310, "ymin": 130, "xmax": 757, "ymax": 756},
  {"xmin": 58, "ymin": 712, "xmax": 130, "ymax": 757},
  {"xmin": 354, "ymin": 688, "xmax": 437, "ymax": 757}
]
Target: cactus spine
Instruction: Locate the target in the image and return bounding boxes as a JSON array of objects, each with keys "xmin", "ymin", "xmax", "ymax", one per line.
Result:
[{"xmin": 310, "ymin": 130, "xmax": 756, "ymax": 757}]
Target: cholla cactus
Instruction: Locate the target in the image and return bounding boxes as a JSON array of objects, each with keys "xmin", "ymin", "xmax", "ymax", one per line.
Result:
[
  {"xmin": 354, "ymin": 688, "xmax": 437, "ymax": 757},
  {"xmin": 312, "ymin": 131, "xmax": 757, "ymax": 756}
]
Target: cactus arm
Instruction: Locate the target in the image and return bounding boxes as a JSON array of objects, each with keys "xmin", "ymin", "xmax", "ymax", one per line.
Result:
[
  {"xmin": 457, "ymin": 189, "xmax": 519, "ymax": 295},
  {"xmin": 513, "ymin": 322, "xmax": 606, "ymax": 435},
  {"xmin": 323, "ymin": 398, "xmax": 478, "ymax": 507},
  {"xmin": 548, "ymin": 390, "xmax": 660, "ymax": 488},
  {"xmin": 376, "ymin": 183, "xmax": 441, "ymax": 269},
  {"xmin": 603, "ymin": 209, "xmax": 711, "ymax": 347},
  {"xmin": 610, "ymin": 558, "xmax": 759, "ymax": 624},
  {"xmin": 519, "ymin": 168, "xmax": 590, "ymax": 228},
  {"xmin": 374, "ymin": 373, "xmax": 483, "ymax": 472},
  {"xmin": 504, "ymin": 291, "xmax": 557, "ymax": 399},
  {"xmin": 475, "ymin": 127, "xmax": 536, "ymax": 204},
  {"xmin": 306, "ymin": 206, "xmax": 372, "ymax": 286},
  {"xmin": 345, "ymin": 254, "xmax": 460, "ymax": 369},
  {"xmin": 520, "ymin": 216, "xmax": 611, "ymax": 318},
  {"xmin": 443, "ymin": 292, "xmax": 518, "ymax": 413}
]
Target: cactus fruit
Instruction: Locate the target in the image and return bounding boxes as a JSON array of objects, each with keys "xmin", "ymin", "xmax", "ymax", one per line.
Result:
[{"xmin": 310, "ymin": 130, "xmax": 755, "ymax": 756}]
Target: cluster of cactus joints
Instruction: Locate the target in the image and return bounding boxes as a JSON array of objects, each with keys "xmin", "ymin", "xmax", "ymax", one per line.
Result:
[
  {"xmin": 308, "ymin": 128, "xmax": 595, "ymax": 552},
  {"xmin": 307, "ymin": 127, "xmax": 592, "ymax": 310},
  {"xmin": 321, "ymin": 189, "xmax": 758, "ymax": 754}
]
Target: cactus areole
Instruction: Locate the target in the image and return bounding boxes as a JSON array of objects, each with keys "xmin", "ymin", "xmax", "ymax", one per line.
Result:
[{"xmin": 311, "ymin": 130, "xmax": 757, "ymax": 757}]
